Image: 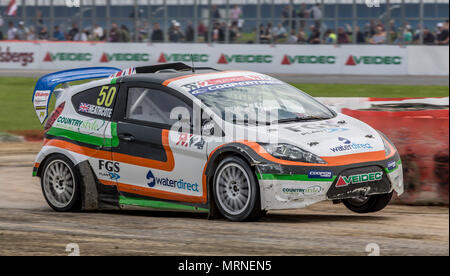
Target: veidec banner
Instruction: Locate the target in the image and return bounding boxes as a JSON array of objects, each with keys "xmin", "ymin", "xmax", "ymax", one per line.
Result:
[
  {"xmin": 342, "ymin": 108, "xmax": 449, "ymax": 205},
  {"xmin": 3, "ymin": 41, "xmax": 448, "ymax": 75}
]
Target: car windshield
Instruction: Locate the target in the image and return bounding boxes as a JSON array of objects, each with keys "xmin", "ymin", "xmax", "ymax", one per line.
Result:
[{"xmin": 193, "ymin": 82, "xmax": 335, "ymax": 125}]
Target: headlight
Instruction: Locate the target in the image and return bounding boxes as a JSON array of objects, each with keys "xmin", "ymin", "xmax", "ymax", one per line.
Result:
[{"xmin": 260, "ymin": 143, "xmax": 327, "ymax": 164}]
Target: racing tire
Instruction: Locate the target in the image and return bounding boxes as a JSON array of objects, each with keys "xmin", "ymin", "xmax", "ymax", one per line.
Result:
[
  {"xmin": 40, "ymin": 154, "xmax": 81, "ymax": 212},
  {"xmin": 343, "ymin": 192, "xmax": 393, "ymax": 214},
  {"xmin": 213, "ymin": 156, "xmax": 263, "ymax": 222}
]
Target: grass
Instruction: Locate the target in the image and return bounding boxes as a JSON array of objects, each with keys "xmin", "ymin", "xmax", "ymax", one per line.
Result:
[
  {"xmin": 0, "ymin": 77, "xmax": 448, "ymax": 132},
  {"xmin": 292, "ymin": 83, "xmax": 449, "ymax": 98}
]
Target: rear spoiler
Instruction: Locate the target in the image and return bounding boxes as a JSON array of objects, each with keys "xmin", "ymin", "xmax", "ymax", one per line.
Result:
[{"xmin": 32, "ymin": 67, "xmax": 120, "ymax": 124}]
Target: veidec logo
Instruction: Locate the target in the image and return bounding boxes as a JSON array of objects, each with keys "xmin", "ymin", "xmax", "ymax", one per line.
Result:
[
  {"xmin": 281, "ymin": 55, "xmax": 335, "ymax": 65},
  {"xmin": 345, "ymin": 55, "xmax": 402, "ymax": 66},
  {"xmin": 100, "ymin": 52, "xmax": 149, "ymax": 62},
  {"xmin": 0, "ymin": 46, "xmax": 34, "ymax": 66},
  {"xmin": 158, "ymin": 53, "xmax": 208, "ymax": 63},
  {"xmin": 336, "ymin": 172, "xmax": 383, "ymax": 187},
  {"xmin": 43, "ymin": 52, "xmax": 92, "ymax": 62},
  {"xmin": 217, "ymin": 54, "xmax": 272, "ymax": 64}
]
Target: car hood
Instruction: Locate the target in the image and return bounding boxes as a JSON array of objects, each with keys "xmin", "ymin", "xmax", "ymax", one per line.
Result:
[{"xmin": 242, "ymin": 113, "xmax": 385, "ymax": 158}]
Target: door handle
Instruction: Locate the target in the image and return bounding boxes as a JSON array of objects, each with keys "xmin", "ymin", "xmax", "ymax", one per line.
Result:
[{"xmin": 118, "ymin": 133, "xmax": 136, "ymax": 142}]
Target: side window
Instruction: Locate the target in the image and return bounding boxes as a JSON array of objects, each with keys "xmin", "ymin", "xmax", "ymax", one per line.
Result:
[
  {"xmin": 72, "ymin": 85, "xmax": 119, "ymax": 119},
  {"xmin": 126, "ymin": 87, "xmax": 192, "ymax": 127}
]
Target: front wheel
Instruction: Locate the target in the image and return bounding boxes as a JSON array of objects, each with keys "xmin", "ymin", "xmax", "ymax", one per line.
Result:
[
  {"xmin": 213, "ymin": 156, "xmax": 264, "ymax": 221},
  {"xmin": 343, "ymin": 192, "xmax": 393, "ymax": 213},
  {"xmin": 41, "ymin": 154, "xmax": 81, "ymax": 212}
]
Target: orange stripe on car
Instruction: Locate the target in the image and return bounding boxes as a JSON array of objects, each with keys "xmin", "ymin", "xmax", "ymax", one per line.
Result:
[
  {"xmin": 44, "ymin": 129, "xmax": 174, "ymax": 171},
  {"xmin": 117, "ymin": 182, "xmax": 206, "ymax": 204},
  {"xmin": 207, "ymin": 140, "xmax": 394, "ymax": 167}
]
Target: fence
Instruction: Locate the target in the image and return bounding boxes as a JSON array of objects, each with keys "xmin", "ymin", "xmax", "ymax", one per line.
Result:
[{"xmin": 0, "ymin": 0, "xmax": 449, "ymax": 44}]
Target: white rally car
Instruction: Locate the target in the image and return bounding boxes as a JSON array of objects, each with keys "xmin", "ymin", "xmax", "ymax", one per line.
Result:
[{"xmin": 32, "ymin": 63, "xmax": 404, "ymax": 221}]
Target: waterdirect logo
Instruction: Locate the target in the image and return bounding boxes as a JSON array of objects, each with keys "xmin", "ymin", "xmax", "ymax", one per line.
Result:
[
  {"xmin": 281, "ymin": 55, "xmax": 335, "ymax": 65},
  {"xmin": 345, "ymin": 55, "xmax": 402, "ymax": 66},
  {"xmin": 100, "ymin": 52, "xmax": 149, "ymax": 63},
  {"xmin": 330, "ymin": 137, "xmax": 373, "ymax": 153},
  {"xmin": 44, "ymin": 52, "xmax": 92, "ymax": 62},
  {"xmin": 158, "ymin": 53, "xmax": 208, "ymax": 63},
  {"xmin": 146, "ymin": 170, "xmax": 200, "ymax": 192},
  {"xmin": 336, "ymin": 172, "xmax": 383, "ymax": 187},
  {"xmin": 217, "ymin": 54, "xmax": 272, "ymax": 64}
]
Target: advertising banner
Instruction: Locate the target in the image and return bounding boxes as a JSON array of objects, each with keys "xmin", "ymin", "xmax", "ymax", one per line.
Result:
[{"xmin": 1, "ymin": 42, "xmax": 446, "ymax": 76}]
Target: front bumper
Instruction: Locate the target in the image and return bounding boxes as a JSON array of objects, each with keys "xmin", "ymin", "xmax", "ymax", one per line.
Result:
[{"xmin": 256, "ymin": 154, "xmax": 404, "ymax": 211}]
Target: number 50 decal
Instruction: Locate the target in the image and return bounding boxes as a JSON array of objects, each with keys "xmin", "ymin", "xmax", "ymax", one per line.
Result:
[{"xmin": 97, "ymin": 86, "xmax": 117, "ymax": 107}]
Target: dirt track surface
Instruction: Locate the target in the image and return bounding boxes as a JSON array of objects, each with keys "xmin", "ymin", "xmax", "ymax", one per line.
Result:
[{"xmin": 0, "ymin": 142, "xmax": 448, "ymax": 256}]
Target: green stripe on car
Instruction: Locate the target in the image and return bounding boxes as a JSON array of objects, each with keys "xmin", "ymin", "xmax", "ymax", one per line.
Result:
[
  {"xmin": 47, "ymin": 127, "xmax": 116, "ymax": 147},
  {"xmin": 119, "ymin": 196, "xmax": 209, "ymax": 212},
  {"xmin": 257, "ymin": 173, "xmax": 336, "ymax": 182}
]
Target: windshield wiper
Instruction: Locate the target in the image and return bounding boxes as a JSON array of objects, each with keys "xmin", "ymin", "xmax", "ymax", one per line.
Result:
[
  {"xmin": 233, "ymin": 119, "xmax": 272, "ymax": 126},
  {"xmin": 275, "ymin": 116, "xmax": 331, "ymax": 124}
]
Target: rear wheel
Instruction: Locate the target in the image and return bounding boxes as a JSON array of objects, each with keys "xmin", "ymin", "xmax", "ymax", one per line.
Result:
[
  {"xmin": 41, "ymin": 154, "xmax": 81, "ymax": 212},
  {"xmin": 343, "ymin": 192, "xmax": 393, "ymax": 213},
  {"xmin": 213, "ymin": 156, "xmax": 264, "ymax": 221}
]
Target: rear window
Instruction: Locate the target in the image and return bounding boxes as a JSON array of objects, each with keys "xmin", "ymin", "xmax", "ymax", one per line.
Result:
[{"xmin": 72, "ymin": 84, "xmax": 120, "ymax": 119}]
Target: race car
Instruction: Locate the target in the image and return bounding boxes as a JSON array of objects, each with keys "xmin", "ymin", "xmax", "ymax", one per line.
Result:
[{"xmin": 32, "ymin": 63, "xmax": 404, "ymax": 221}]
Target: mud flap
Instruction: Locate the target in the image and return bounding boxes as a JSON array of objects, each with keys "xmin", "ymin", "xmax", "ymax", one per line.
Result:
[{"xmin": 77, "ymin": 161, "xmax": 120, "ymax": 210}]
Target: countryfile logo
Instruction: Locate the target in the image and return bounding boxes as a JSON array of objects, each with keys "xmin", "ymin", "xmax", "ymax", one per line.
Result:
[
  {"xmin": 217, "ymin": 54, "xmax": 272, "ymax": 64},
  {"xmin": 281, "ymin": 55, "xmax": 335, "ymax": 65},
  {"xmin": 345, "ymin": 55, "xmax": 402, "ymax": 66},
  {"xmin": 336, "ymin": 172, "xmax": 383, "ymax": 187},
  {"xmin": 146, "ymin": 170, "xmax": 200, "ymax": 192}
]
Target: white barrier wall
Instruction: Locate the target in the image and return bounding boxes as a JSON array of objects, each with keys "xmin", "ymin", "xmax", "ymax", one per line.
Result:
[{"xmin": 0, "ymin": 42, "xmax": 448, "ymax": 76}]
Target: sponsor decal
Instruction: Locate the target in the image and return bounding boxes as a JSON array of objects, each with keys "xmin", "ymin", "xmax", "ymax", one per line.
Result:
[
  {"xmin": 78, "ymin": 102, "xmax": 113, "ymax": 118},
  {"xmin": 146, "ymin": 169, "xmax": 200, "ymax": 192},
  {"xmin": 282, "ymin": 185, "xmax": 323, "ymax": 196},
  {"xmin": 387, "ymin": 161, "xmax": 397, "ymax": 171},
  {"xmin": 281, "ymin": 55, "xmax": 335, "ymax": 65},
  {"xmin": 308, "ymin": 170, "xmax": 333, "ymax": 179},
  {"xmin": 345, "ymin": 55, "xmax": 402, "ymax": 66},
  {"xmin": 329, "ymin": 137, "xmax": 373, "ymax": 153},
  {"xmin": 181, "ymin": 75, "xmax": 282, "ymax": 95},
  {"xmin": 336, "ymin": 171, "xmax": 383, "ymax": 187},
  {"xmin": 217, "ymin": 54, "xmax": 272, "ymax": 64},
  {"xmin": 176, "ymin": 133, "xmax": 206, "ymax": 150},
  {"xmin": 0, "ymin": 46, "xmax": 34, "ymax": 66},
  {"xmin": 158, "ymin": 53, "xmax": 209, "ymax": 63},
  {"xmin": 284, "ymin": 121, "xmax": 348, "ymax": 135},
  {"xmin": 100, "ymin": 52, "xmax": 149, "ymax": 63},
  {"xmin": 98, "ymin": 160, "xmax": 120, "ymax": 180},
  {"xmin": 43, "ymin": 52, "xmax": 92, "ymax": 62},
  {"xmin": 54, "ymin": 116, "xmax": 106, "ymax": 133}
]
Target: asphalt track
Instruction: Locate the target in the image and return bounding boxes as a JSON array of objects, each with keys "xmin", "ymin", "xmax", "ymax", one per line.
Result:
[
  {"xmin": 0, "ymin": 142, "xmax": 448, "ymax": 256},
  {"xmin": 0, "ymin": 69, "xmax": 448, "ymax": 86}
]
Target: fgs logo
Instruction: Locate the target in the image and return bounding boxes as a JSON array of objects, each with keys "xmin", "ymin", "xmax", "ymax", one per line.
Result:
[
  {"xmin": 99, "ymin": 160, "xmax": 120, "ymax": 180},
  {"xmin": 99, "ymin": 160, "xmax": 120, "ymax": 172}
]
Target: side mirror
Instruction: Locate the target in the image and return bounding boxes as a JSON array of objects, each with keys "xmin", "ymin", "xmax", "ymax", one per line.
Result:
[{"xmin": 201, "ymin": 119, "xmax": 215, "ymax": 136}]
